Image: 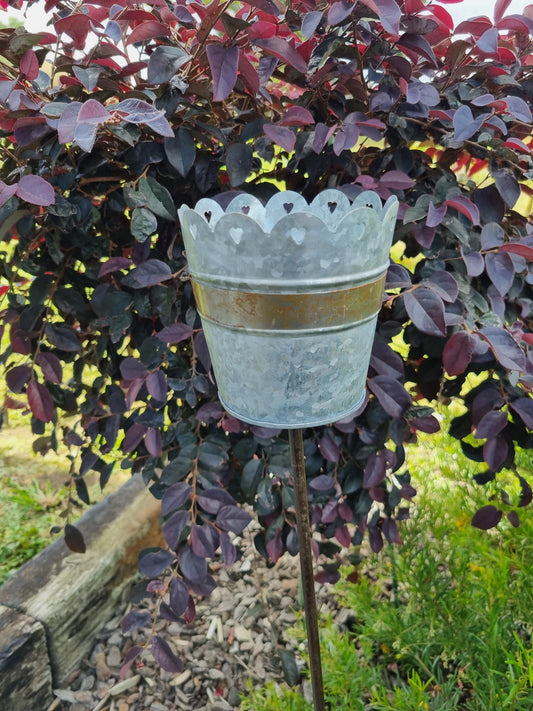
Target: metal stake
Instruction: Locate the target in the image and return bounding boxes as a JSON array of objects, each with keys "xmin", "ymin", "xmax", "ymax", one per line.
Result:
[{"xmin": 289, "ymin": 428, "xmax": 326, "ymax": 711}]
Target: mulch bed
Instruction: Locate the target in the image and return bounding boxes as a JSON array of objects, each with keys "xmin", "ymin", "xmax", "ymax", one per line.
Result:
[{"xmin": 48, "ymin": 529, "xmax": 349, "ymax": 711}]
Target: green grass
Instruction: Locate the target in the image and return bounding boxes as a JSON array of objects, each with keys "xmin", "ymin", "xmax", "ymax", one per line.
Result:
[
  {"xmin": 0, "ymin": 408, "xmax": 127, "ymax": 585},
  {"xmin": 243, "ymin": 413, "xmax": 533, "ymax": 710}
]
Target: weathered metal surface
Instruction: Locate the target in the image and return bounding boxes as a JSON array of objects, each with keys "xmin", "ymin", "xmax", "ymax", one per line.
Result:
[
  {"xmin": 191, "ymin": 276, "xmax": 386, "ymax": 331},
  {"xmin": 178, "ymin": 189, "xmax": 398, "ymax": 428}
]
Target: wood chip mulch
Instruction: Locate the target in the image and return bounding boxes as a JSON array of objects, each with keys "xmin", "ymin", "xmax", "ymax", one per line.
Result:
[{"xmin": 47, "ymin": 529, "xmax": 351, "ymax": 711}]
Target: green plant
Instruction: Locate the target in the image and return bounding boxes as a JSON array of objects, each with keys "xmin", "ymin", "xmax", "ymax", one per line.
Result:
[
  {"xmin": 241, "ymin": 679, "xmax": 312, "ymax": 711},
  {"xmin": 0, "ymin": 0, "xmax": 532, "ymax": 673}
]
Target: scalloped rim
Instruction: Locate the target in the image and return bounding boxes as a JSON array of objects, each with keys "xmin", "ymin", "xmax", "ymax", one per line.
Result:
[{"xmin": 178, "ymin": 189, "xmax": 398, "ymax": 234}]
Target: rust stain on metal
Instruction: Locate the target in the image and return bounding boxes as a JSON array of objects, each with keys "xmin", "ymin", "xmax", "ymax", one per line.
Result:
[{"xmin": 191, "ymin": 276, "xmax": 386, "ymax": 330}]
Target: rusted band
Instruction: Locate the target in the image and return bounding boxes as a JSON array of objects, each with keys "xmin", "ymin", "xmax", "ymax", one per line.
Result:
[{"xmin": 191, "ymin": 275, "xmax": 386, "ymax": 331}]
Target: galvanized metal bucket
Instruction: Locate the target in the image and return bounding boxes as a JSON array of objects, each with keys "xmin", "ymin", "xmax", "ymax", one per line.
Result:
[{"xmin": 178, "ymin": 189, "xmax": 398, "ymax": 428}]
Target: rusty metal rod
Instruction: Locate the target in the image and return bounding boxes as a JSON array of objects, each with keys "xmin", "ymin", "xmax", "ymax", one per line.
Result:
[{"xmin": 289, "ymin": 428, "xmax": 326, "ymax": 711}]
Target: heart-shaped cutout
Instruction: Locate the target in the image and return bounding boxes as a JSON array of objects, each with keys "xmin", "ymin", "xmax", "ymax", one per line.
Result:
[
  {"xmin": 320, "ymin": 259, "xmax": 331, "ymax": 269},
  {"xmin": 241, "ymin": 206, "xmax": 250, "ymax": 215},
  {"xmin": 204, "ymin": 210, "xmax": 212, "ymax": 223},
  {"xmin": 290, "ymin": 227, "xmax": 306, "ymax": 245},
  {"xmin": 230, "ymin": 227, "xmax": 243, "ymax": 244},
  {"xmin": 328, "ymin": 201, "xmax": 337, "ymax": 214},
  {"xmin": 283, "ymin": 202, "xmax": 294, "ymax": 213}
]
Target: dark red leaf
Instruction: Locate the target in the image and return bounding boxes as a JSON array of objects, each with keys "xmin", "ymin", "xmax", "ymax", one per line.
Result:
[
  {"xmin": 404, "ymin": 287, "xmax": 446, "ymax": 337},
  {"xmin": 122, "ymin": 423, "xmax": 147, "ymax": 453},
  {"xmin": 37, "ymin": 352, "xmax": 63, "ymax": 384},
  {"xmin": 147, "ymin": 45, "xmax": 190, "ymax": 84},
  {"xmin": 444, "ymin": 195, "xmax": 480, "ymax": 225},
  {"xmin": 163, "ymin": 510, "xmax": 190, "ymax": 549},
  {"xmin": 374, "ymin": 0, "xmax": 401, "ymax": 34},
  {"xmin": 443, "ymin": 331, "xmax": 478, "ymax": 376},
  {"xmin": 368, "ymin": 526, "xmax": 384, "ymax": 553},
  {"xmin": 194, "ymin": 331, "xmax": 212, "ymax": 373},
  {"xmin": 410, "ymin": 415, "xmax": 440, "ymax": 433},
  {"xmin": 191, "ymin": 523, "xmax": 217, "ymax": 558},
  {"xmin": 312, "ymin": 122, "xmax": 336, "ymax": 153},
  {"xmin": 315, "ymin": 568, "xmax": 341, "ymax": 584},
  {"xmin": 363, "ymin": 452, "xmax": 387, "ymax": 488},
  {"xmin": 379, "ymin": 170, "xmax": 414, "ymax": 190},
  {"xmin": 98, "ymin": 257, "xmax": 132, "ymax": 278},
  {"xmin": 480, "ymin": 327, "xmax": 526, "ymax": 371},
  {"xmin": 328, "ymin": 1, "xmax": 354, "ymax": 26},
  {"xmin": 483, "ymin": 436, "xmax": 508, "ymax": 471},
  {"xmin": 120, "ymin": 357, "xmax": 147, "ymax": 380},
  {"xmin": 476, "ymin": 27, "xmax": 498, "ymax": 54},
  {"xmin": 197, "ymin": 488, "xmax": 235, "ymax": 515},
  {"xmin": 492, "ymin": 168, "xmax": 521, "ymax": 208},
  {"xmin": 27, "ymin": 380, "xmax": 54, "ymax": 422},
  {"xmin": 146, "ymin": 370, "xmax": 167, "ymax": 401},
  {"xmin": 144, "ymin": 428, "xmax": 162, "ymax": 457},
  {"xmin": 481, "ymin": 223, "xmax": 505, "ymax": 249},
  {"xmin": 494, "ymin": 0, "xmax": 513, "ymax": 23},
  {"xmin": 509, "ymin": 398, "xmax": 533, "ymax": 429},
  {"xmin": 333, "ymin": 124, "xmax": 360, "ymax": 155},
  {"xmin": 279, "ymin": 106, "xmax": 315, "ymax": 126},
  {"xmin": 254, "ymin": 37, "xmax": 307, "ymax": 73},
  {"xmin": 318, "ymin": 431, "xmax": 340, "ymax": 463},
  {"xmin": 507, "ymin": 510, "xmax": 520, "ymax": 528},
  {"xmin": 370, "ymin": 341, "xmax": 404, "ymax": 380},
  {"xmin": 164, "ymin": 579, "xmax": 186, "ymax": 619},
  {"xmin": 500, "ymin": 242, "xmax": 533, "ymax": 261},
  {"xmin": 471, "ymin": 505, "xmax": 503, "ymax": 530},
  {"xmin": 302, "ymin": 10, "xmax": 323, "ymax": 38},
  {"xmin": 475, "ymin": 410, "xmax": 508, "ymax": 439},
  {"xmin": 156, "ymin": 323, "xmax": 193, "ymax": 344},
  {"xmin": 334, "ymin": 525, "xmax": 351, "ymax": 547},
  {"xmin": 485, "ymin": 251, "xmax": 515, "ymax": 296},
  {"xmin": 216, "ymin": 504, "xmax": 252, "ymax": 534},
  {"xmin": 427, "ymin": 270, "xmax": 459, "ymax": 303},
  {"xmin": 264, "ymin": 125, "xmax": 296, "ymax": 153},
  {"xmin": 518, "ymin": 477, "xmax": 532, "ymax": 507},
  {"xmin": 64, "ymin": 523, "xmax": 86, "ymax": 553},
  {"xmin": 151, "ymin": 636, "xmax": 183, "ymax": 673},
  {"xmin": 16, "ymin": 175, "xmax": 55, "ymax": 207},
  {"xmin": 368, "ymin": 375, "xmax": 412, "ymax": 418},
  {"xmin": 266, "ymin": 529, "xmax": 284, "ymax": 563},
  {"xmin": 139, "ymin": 548, "xmax": 174, "ymax": 578},
  {"xmin": 20, "ymin": 49, "xmax": 39, "ymax": 80},
  {"xmin": 226, "ymin": 142, "xmax": 253, "ymax": 187},
  {"xmin": 383, "ymin": 517, "xmax": 401, "ymax": 544},
  {"xmin": 309, "ymin": 474, "xmax": 336, "ymax": 491},
  {"xmin": 179, "ymin": 545, "xmax": 207, "ymax": 583},
  {"xmin": 125, "ymin": 21, "xmax": 171, "ymax": 46},
  {"xmin": 119, "ymin": 645, "xmax": 143, "ymax": 679},
  {"xmin": 206, "ymin": 44, "xmax": 239, "ymax": 102},
  {"xmin": 161, "ymin": 483, "xmax": 193, "ymax": 517},
  {"xmin": 504, "ymin": 95, "xmax": 532, "ymax": 123},
  {"xmin": 55, "ymin": 14, "xmax": 92, "ymax": 50},
  {"xmin": 397, "ymin": 33, "xmax": 438, "ymax": 67},
  {"xmin": 6, "ymin": 364, "xmax": 32, "ymax": 393},
  {"xmin": 461, "ymin": 248, "xmax": 485, "ymax": 277},
  {"xmin": 124, "ymin": 259, "xmax": 173, "ymax": 288},
  {"xmin": 121, "ymin": 610, "xmax": 151, "ymax": 635},
  {"xmin": 220, "ymin": 530, "xmax": 237, "ymax": 567}
]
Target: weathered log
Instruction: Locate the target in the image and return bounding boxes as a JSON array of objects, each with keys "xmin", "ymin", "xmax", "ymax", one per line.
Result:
[
  {"xmin": 0, "ymin": 604, "xmax": 53, "ymax": 711},
  {"xmin": 0, "ymin": 474, "xmax": 162, "ymax": 696}
]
